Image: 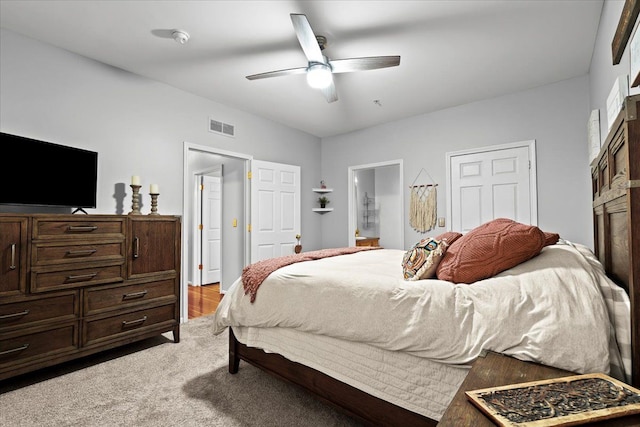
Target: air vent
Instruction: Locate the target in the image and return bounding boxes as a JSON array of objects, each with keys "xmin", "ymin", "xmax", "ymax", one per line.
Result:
[{"xmin": 209, "ymin": 118, "xmax": 235, "ymax": 137}]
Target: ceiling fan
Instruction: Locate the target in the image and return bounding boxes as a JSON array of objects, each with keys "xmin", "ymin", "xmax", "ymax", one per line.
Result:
[{"xmin": 246, "ymin": 13, "xmax": 401, "ymax": 103}]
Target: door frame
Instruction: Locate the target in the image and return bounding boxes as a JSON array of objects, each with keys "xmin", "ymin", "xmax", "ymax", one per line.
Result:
[
  {"xmin": 182, "ymin": 142, "xmax": 252, "ymax": 323},
  {"xmin": 445, "ymin": 140, "xmax": 537, "ymax": 231}
]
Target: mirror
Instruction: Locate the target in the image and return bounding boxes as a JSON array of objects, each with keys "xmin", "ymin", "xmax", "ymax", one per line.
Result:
[{"xmin": 348, "ymin": 160, "xmax": 404, "ymax": 249}]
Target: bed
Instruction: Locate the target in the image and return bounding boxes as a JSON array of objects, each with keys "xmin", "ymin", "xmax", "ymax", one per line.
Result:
[{"xmin": 212, "ymin": 95, "xmax": 639, "ymax": 426}]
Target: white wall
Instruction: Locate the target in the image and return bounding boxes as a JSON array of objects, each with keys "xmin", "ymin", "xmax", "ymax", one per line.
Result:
[
  {"xmin": 318, "ymin": 0, "xmax": 632, "ymax": 251},
  {"xmin": 589, "ymin": 0, "xmax": 638, "ymax": 139},
  {"xmin": 0, "ymin": 28, "xmax": 325, "ymax": 252},
  {"xmin": 321, "ymin": 76, "xmax": 593, "ymax": 248}
]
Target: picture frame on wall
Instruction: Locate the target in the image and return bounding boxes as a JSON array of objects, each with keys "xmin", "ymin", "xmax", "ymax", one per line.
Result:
[
  {"xmin": 631, "ymin": 19, "xmax": 640, "ymax": 87},
  {"xmin": 588, "ymin": 109, "xmax": 601, "ymax": 165},
  {"xmin": 612, "ymin": 0, "xmax": 640, "ymax": 65}
]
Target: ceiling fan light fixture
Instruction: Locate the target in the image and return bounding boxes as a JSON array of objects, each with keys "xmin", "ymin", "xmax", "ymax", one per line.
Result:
[{"xmin": 306, "ymin": 63, "xmax": 332, "ymax": 89}]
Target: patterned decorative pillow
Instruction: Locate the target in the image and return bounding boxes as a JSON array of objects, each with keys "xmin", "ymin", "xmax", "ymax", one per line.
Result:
[
  {"xmin": 436, "ymin": 218, "xmax": 546, "ymax": 284},
  {"xmin": 402, "ymin": 238, "xmax": 446, "ymax": 281}
]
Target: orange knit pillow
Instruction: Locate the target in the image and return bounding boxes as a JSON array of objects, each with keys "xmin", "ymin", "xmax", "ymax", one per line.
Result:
[
  {"xmin": 434, "ymin": 231, "xmax": 463, "ymax": 246},
  {"xmin": 543, "ymin": 231, "xmax": 560, "ymax": 246},
  {"xmin": 436, "ymin": 218, "xmax": 546, "ymax": 284}
]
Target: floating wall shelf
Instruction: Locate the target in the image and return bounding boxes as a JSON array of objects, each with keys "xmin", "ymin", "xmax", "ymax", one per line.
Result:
[{"xmin": 313, "ymin": 188, "xmax": 333, "ymax": 213}]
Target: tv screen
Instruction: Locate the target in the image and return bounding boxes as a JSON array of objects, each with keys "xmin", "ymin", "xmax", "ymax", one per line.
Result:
[{"xmin": 0, "ymin": 132, "xmax": 98, "ymax": 209}]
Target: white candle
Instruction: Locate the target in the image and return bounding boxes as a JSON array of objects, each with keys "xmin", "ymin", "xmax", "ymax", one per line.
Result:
[
  {"xmin": 131, "ymin": 175, "xmax": 141, "ymax": 186},
  {"xmin": 150, "ymin": 184, "xmax": 159, "ymax": 194}
]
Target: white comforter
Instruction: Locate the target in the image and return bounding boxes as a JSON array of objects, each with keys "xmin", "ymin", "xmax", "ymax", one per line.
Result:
[{"xmin": 213, "ymin": 242, "xmax": 629, "ymax": 376}]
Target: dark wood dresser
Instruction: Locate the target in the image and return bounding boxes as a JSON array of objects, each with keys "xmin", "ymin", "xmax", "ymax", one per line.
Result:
[{"xmin": 0, "ymin": 214, "xmax": 181, "ymax": 380}]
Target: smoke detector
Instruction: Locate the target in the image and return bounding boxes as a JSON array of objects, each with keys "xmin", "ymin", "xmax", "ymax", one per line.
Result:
[{"xmin": 171, "ymin": 30, "xmax": 190, "ymax": 45}]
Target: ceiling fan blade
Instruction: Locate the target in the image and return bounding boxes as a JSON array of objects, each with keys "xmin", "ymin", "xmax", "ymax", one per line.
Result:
[
  {"xmin": 329, "ymin": 56, "xmax": 401, "ymax": 73},
  {"xmin": 320, "ymin": 78, "xmax": 338, "ymax": 103},
  {"xmin": 290, "ymin": 13, "xmax": 325, "ymax": 63},
  {"xmin": 246, "ymin": 66, "xmax": 307, "ymax": 80}
]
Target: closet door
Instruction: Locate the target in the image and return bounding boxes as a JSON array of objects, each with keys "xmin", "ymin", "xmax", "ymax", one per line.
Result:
[{"xmin": 446, "ymin": 141, "xmax": 537, "ymax": 232}]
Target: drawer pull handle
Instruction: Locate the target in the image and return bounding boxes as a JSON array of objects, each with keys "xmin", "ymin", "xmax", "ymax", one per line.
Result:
[
  {"xmin": 133, "ymin": 237, "xmax": 140, "ymax": 258},
  {"xmin": 123, "ymin": 290, "xmax": 148, "ymax": 300},
  {"xmin": 0, "ymin": 344, "xmax": 29, "ymax": 356},
  {"xmin": 10, "ymin": 243, "xmax": 16, "ymax": 270},
  {"xmin": 66, "ymin": 249, "xmax": 98, "ymax": 257},
  {"xmin": 122, "ymin": 316, "xmax": 147, "ymax": 327},
  {"xmin": 0, "ymin": 310, "xmax": 29, "ymax": 320},
  {"xmin": 66, "ymin": 272, "xmax": 98, "ymax": 282},
  {"xmin": 68, "ymin": 225, "xmax": 98, "ymax": 232}
]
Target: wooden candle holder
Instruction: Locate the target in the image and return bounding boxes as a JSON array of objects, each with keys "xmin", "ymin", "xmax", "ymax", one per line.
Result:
[{"xmin": 129, "ymin": 185, "xmax": 141, "ymax": 215}]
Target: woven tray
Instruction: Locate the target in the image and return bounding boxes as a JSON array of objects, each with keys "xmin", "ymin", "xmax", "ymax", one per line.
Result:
[{"xmin": 465, "ymin": 373, "xmax": 640, "ymax": 427}]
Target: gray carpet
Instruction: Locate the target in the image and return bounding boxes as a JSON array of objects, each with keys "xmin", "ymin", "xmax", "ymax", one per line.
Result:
[{"xmin": 0, "ymin": 315, "xmax": 362, "ymax": 426}]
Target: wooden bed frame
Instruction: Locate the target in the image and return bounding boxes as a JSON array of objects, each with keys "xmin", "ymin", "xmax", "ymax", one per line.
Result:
[
  {"xmin": 227, "ymin": 95, "xmax": 639, "ymax": 426},
  {"xmin": 592, "ymin": 94, "xmax": 639, "ymax": 387}
]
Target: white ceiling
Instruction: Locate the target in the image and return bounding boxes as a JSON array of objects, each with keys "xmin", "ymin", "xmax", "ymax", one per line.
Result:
[{"xmin": 0, "ymin": 0, "xmax": 604, "ymax": 138}]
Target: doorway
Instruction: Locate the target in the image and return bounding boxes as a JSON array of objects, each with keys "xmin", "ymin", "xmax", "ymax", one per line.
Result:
[
  {"xmin": 182, "ymin": 142, "xmax": 251, "ymax": 323},
  {"xmin": 347, "ymin": 160, "xmax": 404, "ymax": 249}
]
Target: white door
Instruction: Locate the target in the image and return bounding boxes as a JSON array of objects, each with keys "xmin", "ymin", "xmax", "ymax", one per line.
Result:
[
  {"xmin": 447, "ymin": 141, "xmax": 537, "ymax": 232},
  {"xmin": 201, "ymin": 175, "xmax": 222, "ymax": 284},
  {"xmin": 250, "ymin": 160, "xmax": 301, "ymax": 262}
]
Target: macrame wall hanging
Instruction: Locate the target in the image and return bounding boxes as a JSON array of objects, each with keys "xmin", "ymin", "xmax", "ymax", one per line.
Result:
[{"xmin": 409, "ymin": 168, "xmax": 438, "ymax": 233}]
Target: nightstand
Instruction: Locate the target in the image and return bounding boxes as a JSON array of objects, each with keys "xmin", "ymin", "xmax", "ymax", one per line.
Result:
[{"xmin": 438, "ymin": 351, "xmax": 640, "ymax": 426}]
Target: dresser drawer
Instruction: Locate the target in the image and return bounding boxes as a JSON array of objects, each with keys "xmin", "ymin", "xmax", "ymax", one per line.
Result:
[
  {"xmin": 33, "ymin": 240, "xmax": 125, "ymax": 266},
  {"xmin": 33, "ymin": 217, "xmax": 125, "ymax": 240},
  {"xmin": 84, "ymin": 279, "xmax": 176, "ymax": 315},
  {"xmin": 0, "ymin": 322, "xmax": 78, "ymax": 370},
  {"xmin": 31, "ymin": 264, "xmax": 124, "ymax": 293},
  {"xmin": 83, "ymin": 303, "xmax": 176, "ymax": 347},
  {"xmin": 0, "ymin": 292, "xmax": 78, "ymax": 331}
]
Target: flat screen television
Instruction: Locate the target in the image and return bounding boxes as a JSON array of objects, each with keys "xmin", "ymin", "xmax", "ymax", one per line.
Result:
[{"xmin": 0, "ymin": 132, "xmax": 98, "ymax": 210}]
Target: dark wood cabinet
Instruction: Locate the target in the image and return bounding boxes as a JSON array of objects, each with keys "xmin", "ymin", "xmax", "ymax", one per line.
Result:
[
  {"xmin": 0, "ymin": 214, "xmax": 181, "ymax": 380},
  {"xmin": 128, "ymin": 216, "xmax": 180, "ymax": 279},
  {"xmin": 355, "ymin": 237, "xmax": 379, "ymax": 247},
  {"xmin": 0, "ymin": 217, "xmax": 28, "ymax": 296}
]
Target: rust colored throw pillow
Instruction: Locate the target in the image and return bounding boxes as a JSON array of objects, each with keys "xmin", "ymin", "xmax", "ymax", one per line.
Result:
[
  {"xmin": 436, "ymin": 218, "xmax": 546, "ymax": 284},
  {"xmin": 543, "ymin": 232, "xmax": 560, "ymax": 247},
  {"xmin": 434, "ymin": 231, "xmax": 463, "ymax": 246}
]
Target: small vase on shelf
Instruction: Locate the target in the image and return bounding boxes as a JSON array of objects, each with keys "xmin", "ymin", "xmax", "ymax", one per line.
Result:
[{"xmin": 318, "ymin": 196, "xmax": 330, "ymax": 209}]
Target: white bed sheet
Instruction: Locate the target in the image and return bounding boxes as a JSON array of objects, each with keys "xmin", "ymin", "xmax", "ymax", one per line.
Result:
[
  {"xmin": 232, "ymin": 325, "xmax": 470, "ymax": 421},
  {"xmin": 214, "ymin": 242, "xmax": 630, "ymax": 378}
]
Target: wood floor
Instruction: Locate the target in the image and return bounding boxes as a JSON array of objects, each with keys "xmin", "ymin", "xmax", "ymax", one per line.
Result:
[{"xmin": 188, "ymin": 283, "xmax": 223, "ymax": 319}]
